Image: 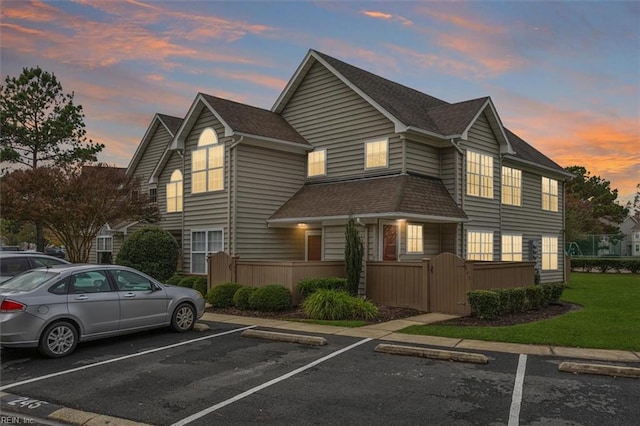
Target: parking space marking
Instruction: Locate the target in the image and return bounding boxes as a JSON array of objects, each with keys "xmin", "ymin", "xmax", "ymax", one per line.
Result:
[
  {"xmin": 0, "ymin": 325, "xmax": 256, "ymax": 392},
  {"xmin": 508, "ymin": 354, "xmax": 527, "ymax": 426},
  {"xmin": 171, "ymin": 337, "xmax": 374, "ymax": 426}
]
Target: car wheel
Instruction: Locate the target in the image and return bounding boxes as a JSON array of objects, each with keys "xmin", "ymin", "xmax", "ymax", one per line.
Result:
[
  {"xmin": 171, "ymin": 303, "xmax": 196, "ymax": 332},
  {"xmin": 38, "ymin": 321, "xmax": 78, "ymax": 358}
]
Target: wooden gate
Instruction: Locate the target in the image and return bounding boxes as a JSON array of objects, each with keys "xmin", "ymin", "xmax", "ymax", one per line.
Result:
[
  {"xmin": 208, "ymin": 252, "xmax": 236, "ymax": 290},
  {"xmin": 428, "ymin": 253, "xmax": 471, "ymax": 315}
]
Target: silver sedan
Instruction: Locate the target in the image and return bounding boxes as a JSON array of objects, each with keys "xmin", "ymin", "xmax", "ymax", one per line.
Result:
[{"xmin": 0, "ymin": 264, "xmax": 206, "ymax": 358}]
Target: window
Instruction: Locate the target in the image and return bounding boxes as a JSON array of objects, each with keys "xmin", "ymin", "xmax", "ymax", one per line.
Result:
[
  {"xmin": 501, "ymin": 167, "xmax": 521, "ymax": 206},
  {"xmin": 466, "ymin": 151, "xmax": 493, "ymax": 198},
  {"xmin": 191, "ymin": 229, "xmax": 224, "ymax": 274},
  {"xmin": 167, "ymin": 169, "xmax": 183, "ymax": 213},
  {"xmin": 109, "ymin": 269, "xmax": 154, "ymax": 291},
  {"xmin": 541, "ymin": 177, "xmax": 558, "ymax": 212},
  {"xmin": 307, "ymin": 150, "xmax": 326, "ymax": 177},
  {"xmin": 542, "ymin": 236, "xmax": 558, "ymax": 270},
  {"xmin": 192, "ymin": 128, "xmax": 224, "ymax": 193},
  {"xmin": 365, "ymin": 139, "xmax": 388, "ymax": 169},
  {"xmin": 407, "ymin": 224, "xmax": 424, "ymax": 253},
  {"xmin": 467, "ymin": 231, "xmax": 493, "ymax": 261},
  {"xmin": 501, "ymin": 234, "xmax": 522, "ymax": 261},
  {"xmin": 71, "ymin": 270, "xmax": 110, "ymax": 293},
  {"xmin": 96, "ymin": 236, "xmax": 113, "ymax": 265},
  {"xmin": 149, "ymin": 187, "xmax": 157, "ymax": 204}
]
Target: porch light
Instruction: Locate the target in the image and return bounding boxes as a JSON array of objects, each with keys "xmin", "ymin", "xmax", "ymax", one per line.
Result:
[{"xmin": 297, "ymin": 223, "xmax": 307, "ymax": 228}]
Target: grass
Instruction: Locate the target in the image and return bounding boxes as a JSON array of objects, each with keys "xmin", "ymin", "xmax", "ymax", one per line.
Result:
[
  {"xmin": 399, "ymin": 273, "xmax": 640, "ymax": 351},
  {"xmin": 291, "ymin": 319, "xmax": 368, "ymax": 327}
]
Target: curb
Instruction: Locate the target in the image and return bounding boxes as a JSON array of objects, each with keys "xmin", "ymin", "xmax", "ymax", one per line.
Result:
[
  {"xmin": 374, "ymin": 343, "xmax": 489, "ymax": 364},
  {"xmin": 559, "ymin": 362, "xmax": 640, "ymax": 379},
  {"xmin": 241, "ymin": 329, "xmax": 327, "ymax": 346}
]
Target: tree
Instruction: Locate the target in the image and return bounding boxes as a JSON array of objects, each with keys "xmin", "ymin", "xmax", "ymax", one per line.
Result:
[
  {"xmin": 116, "ymin": 227, "xmax": 179, "ymax": 282},
  {"xmin": 0, "ymin": 165, "xmax": 158, "ymax": 262},
  {"xmin": 565, "ymin": 166, "xmax": 628, "ymax": 237},
  {"xmin": 1, "ymin": 66, "xmax": 105, "ymax": 250},
  {"xmin": 344, "ymin": 217, "xmax": 363, "ymax": 296},
  {"xmin": 625, "ymin": 183, "xmax": 640, "ymax": 219}
]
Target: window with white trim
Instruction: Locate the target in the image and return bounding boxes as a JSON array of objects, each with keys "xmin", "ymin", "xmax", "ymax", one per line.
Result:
[
  {"xmin": 307, "ymin": 150, "xmax": 326, "ymax": 177},
  {"xmin": 365, "ymin": 139, "xmax": 388, "ymax": 169},
  {"xmin": 96, "ymin": 235, "xmax": 113, "ymax": 265},
  {"xmin": 501, "ymin": 234, "xmax": 522, "ymax": 261},
  {"xmin": 467, "ymin": 230, "xmax": 493, "ymax": 261},
  {"xmin": 192, "ymin": 128, "xmax": 224, "ymax": 193},
  {"xmin": 541, "ymin": 177, "xmax": 558, "ymax": 212},
  {"xmin": 501, "ymin": 166, "xmax": 521, "ymax": 206},
  {"xmin": 542, "ymin": 236, "xmax": 558, "ymax": 270},
  {"xmin": 191, "ymin": 229, "xmax": 224, "ymax": 274},
  {"xmin": 166, "ymin": 169, "xmax": 183, "ymax": 213},
  {"xmin": 407, "ymin": 224, "xmax": 424, "ymax": 254},
  {"xmin": 466, "ymin": 151, "xmax": 493, "ymax": 198}
]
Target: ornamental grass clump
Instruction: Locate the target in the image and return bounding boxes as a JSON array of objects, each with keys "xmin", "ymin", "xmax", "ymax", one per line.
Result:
[{"xmin": 302, "ymin": 289, "xmax": 378, "ymax": 321}]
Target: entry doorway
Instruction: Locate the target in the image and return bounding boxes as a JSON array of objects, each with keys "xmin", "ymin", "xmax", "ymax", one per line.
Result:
[
  {"xmin": 382, "ymin": 222, "xmax": 398, "ymax": 261},
  {"xmin": 306, "ymin": 231, "xmax": 322, "ymax": 261}
]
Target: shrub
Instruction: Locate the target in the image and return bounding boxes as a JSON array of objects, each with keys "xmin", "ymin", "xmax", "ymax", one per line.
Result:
[
  {"xmin": 349, "ymin": 297, "xmax": 378, "ymax": 320},
  {"xmin": 249, "ymin": 284, "xmax": 292, "ymax": 312},
  {"xmin": 178, "ymin": 276, "xmax": 198, "ymax": 289},
  {"xmin": 116, "ymin": 226, "xmax": 179, "ymax": 281},
  {"xmin": 233, "ymin": 286, "xmax": 257, "ymax": 310},
  {"xmin": 570, "ymin": 257, "xmax": 640, "ymax": 273},
  {"xmin": 302, "ymin": 289, "xmax": 354, "ymax": 320},
  {"xmin": 524, "ymin": 286, "xmax": 545, "ymax": 310},
  {"xmin": 542, "ymin": 283, "xmax": 564, "ymax": 304},
  {"xmin": 467, "ymin": 290, "xmax": 501, "ymax": 320},
  {"xmin": 503, "ymin": 287, "xmax": 526, "ymax": 314},
  {"xmin": 192, "ymin": 276, "xmax": 208, "ymax": 296},
  {"xmin": 165, "ymin": 274, "xmax": 184, "ymax": 286},
  {"xmin": 297, "ymin": 277, "xmax": 349, "ymax": 299},
  {"xmin": 207, "ymin": 282, "xmax": 242, "ymax": 308}
]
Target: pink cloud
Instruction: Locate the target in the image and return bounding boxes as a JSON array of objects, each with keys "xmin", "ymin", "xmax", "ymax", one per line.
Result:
[{"xmin": 361, "ymin": 9, "xmax": 413, "ymax": 26}]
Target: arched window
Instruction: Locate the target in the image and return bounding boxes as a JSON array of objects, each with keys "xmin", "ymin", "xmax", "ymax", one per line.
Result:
[
  {"xmin": 192, "ymin": 128, "xmax": 224, "ymax": 193},
  {"xmin": 167, "ymin": 169, "xmax": 183, "ymax": 212}
]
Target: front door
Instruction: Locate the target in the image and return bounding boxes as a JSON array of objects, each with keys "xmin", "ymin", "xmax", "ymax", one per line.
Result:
[
  {"xmin": 383, "ymin": 224, "xmax": 398, "ymax": 261},
  {"xmin": 307, "ymin": 232, "xmax": 322, "ymax": 261}
]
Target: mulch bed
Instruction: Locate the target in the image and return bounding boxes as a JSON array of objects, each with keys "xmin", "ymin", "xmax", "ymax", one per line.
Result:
[{"xmin": 207, "ymin": 302, "xmax": 580, "ymax": 326}]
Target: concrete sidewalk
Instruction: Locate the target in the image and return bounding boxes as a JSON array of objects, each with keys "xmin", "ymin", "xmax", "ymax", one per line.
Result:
[{"xmin": 200, "ymin": 312, "xmax": 640, "ymax": 363}]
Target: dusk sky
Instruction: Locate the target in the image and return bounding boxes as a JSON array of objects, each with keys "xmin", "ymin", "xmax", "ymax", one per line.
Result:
[{"xmin": 1, "ymin": 0, "xmax": 638, "ymax": 204}]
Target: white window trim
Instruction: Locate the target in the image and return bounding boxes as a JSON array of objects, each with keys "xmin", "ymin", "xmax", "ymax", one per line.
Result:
[
  {"xmin": 307, "ymin": 149, "xmax": 327, "ymax": 177},
  {"xmin": 466, "ymin": 150, "xmax": 494, "ymax": 199},
  {"xmin": 192, "ymin": 128, "xmax": 224, "ymax": 194},
  {"xmin": 466, "ymin": 230, "xmax": 494, "ymax": 261},
  {"xmin": 541, "ymin": 235, "xmax": 559, "ymax": 270},
  {"xmin": 501, "ymin": 166, "xmax": 522, "ymax": 206},
  {"xmin": 501, "ymin": 233, "xmax": 523, "ymax": 261},
  {"xmin": 541, "ymin": 176, "xmax": 558, "ymax": 212},
  {"xmin": 96, "ymin": 235, "xmax": 113, "ymax": 252},
  {"xmin": 365, "ymin": 138, "xmax": 389, "ymax": 170},
  {"xmin": 166, "ymin": 169, "xmax": 183, "ymax": 213},
  {"xmin": 190, "ymin": 228, "xmax": 224, "ymax": 274},
  {"xmin": 406, "ymin": 223, "xmax": 424, "ymax": 254}
]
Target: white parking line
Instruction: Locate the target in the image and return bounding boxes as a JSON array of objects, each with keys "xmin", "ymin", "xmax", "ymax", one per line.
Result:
[
  {"xmin": 0, "ymin": 326, "xmax": 256, "ymax": 392},
  {"xmin": 509, "ymin": 354, "xmax": 527, "ymax": 426},
  {"xmin": 171, "ymin": 337, "xmax": 374, "ymax": 426}
]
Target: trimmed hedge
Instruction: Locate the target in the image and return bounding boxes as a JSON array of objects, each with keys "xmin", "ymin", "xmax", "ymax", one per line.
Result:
[
  {"xmin": 233, "ymin": 286, "xmax": 257, "ymax": 310},
  {"xmin": 248, "ymin": 284, "xmax": 292, "ymax": 312},
  {"xmin": 115, "ymin": 226, "xmax": 179, "ymax": 281},
  {"xmin": 207, "ymin": 282, "xmax": 242, "ymax": 308},
  {"xmin": 192, "ymin": 277, "xmax": 208, "ymax": 296},
  {"xmin": 165, "ymin": 274, "xmax": 184, "ymax": 286},
  {"xmin": 297, "ymin": 277, "xmax": 349, "ymax": 299},
  {"xmin": 302, "ymin": 289, "xmax": 378, "ymax": 320},
  {"xmin": 570, "ymin": 257, "xmax": 640, "ymax": 274},
  {"xmin": 178, "ymin": 276, "xmax": 199, "ymax": 289},
  {"xmin": 468, "ymin": 283, "xmax": 565, "ymax": 320}
]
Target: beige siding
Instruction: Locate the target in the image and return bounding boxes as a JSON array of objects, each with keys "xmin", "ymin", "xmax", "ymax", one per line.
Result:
[
  {"xmin": 405, "ymin": 140, "xmax": 440, "ymax": 177},
  {"xmin": 324, "ymin": 225, "xmax": 346, "ymax": 260},
  {"xmin": 235, "ymin": 144, "xmax": 306, "ymax": 259},
  {"xmin": 282, "ymin": 62, "xmax": 399, "ymax": 178},
  {"xmin": 460, "ymin": 111, "xmax": 501, "ymax": 260},
  {"xmin": 132, "ymin": 123, "xmax": 172, "ymax": 193}
]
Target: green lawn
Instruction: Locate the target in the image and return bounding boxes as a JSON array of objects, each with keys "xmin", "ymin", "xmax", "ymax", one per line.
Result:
[{"xmin": 399, "ymin": 273, "xmax": 640, "ymax": 351}]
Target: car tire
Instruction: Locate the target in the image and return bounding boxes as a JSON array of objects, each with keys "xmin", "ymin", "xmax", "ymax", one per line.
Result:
[
  {"xmin": 38, "ymin": 321, "xmax": 78, "ymax": 358},
  {"xmin": 171, "ymin": 303, "xmax": 196, "ymax": 332}
]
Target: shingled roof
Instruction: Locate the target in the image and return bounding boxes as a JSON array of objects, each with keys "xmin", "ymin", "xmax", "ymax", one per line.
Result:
[
  {"xmin": 268, "ymin": 173, "xmax": 468, "ymax": 224},
  {"xmin": 201, "ymin": 94, "xmax": 309, "ymax": 146},
  {"xmin": 157, "ymin": 113, "xmax": 183, "ymax": 136}
]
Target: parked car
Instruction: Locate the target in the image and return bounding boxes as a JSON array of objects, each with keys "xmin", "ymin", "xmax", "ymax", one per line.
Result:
[
  {"xmin": 0, "ymin": 264, "xmax": 206, "ymax": 358},
  {"xmin": 0, "ymin": 252, "xmax": 70, "ymax": 284},
  {"xmin": 0, "ymin": 246, "xmax": 21, "ymax": 251},
  {"xmin": 44, "ymin": 246, "xmax": 66, "ymax": 259}
]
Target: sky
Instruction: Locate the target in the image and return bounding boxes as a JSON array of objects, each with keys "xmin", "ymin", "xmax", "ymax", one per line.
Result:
[{"xmin": 1, "ymin": 0, "xmax": 638, "ymax": 204}]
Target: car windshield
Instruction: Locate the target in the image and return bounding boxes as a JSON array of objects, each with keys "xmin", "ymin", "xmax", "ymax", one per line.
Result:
[{"xmin": 0, "ymin": 270, "xmax": 60, "ymax": 291}]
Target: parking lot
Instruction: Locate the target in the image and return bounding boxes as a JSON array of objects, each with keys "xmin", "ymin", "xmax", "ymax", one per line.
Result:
[{"xmin": 1, "ymin": 320, "xmax": 639, "ymax": 425}]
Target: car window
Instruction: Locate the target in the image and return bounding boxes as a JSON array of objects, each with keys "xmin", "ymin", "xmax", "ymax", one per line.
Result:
[
  {"xmin": 71, "ymin": 270, "xmax": 111, "ymax": 293},
  {"xmin": 0, "ymin": 257, "xmax": 30, "ymax": 277},
  {"xmin": 109, "ymin": 269, "xmax": 154, "ymax": 292},
  {"xmin": 0, "ymin": 270, "xmax": 60, "ymax": 290},
  {"xmin": 49, "ymin": 277, "xmax": 70, "ymax": 295},
  {"xmin": 33, "ymin": 257, "xmax": 68, "ymax": 268}
]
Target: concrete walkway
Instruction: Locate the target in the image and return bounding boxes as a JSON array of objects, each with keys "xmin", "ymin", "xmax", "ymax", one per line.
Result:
[{"xmin": 201, "ymin": 312, "xmax": 640, "ymax": 363}]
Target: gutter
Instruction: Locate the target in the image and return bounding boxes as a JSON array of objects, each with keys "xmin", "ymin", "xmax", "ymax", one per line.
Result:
[{"xmin": 227, "ymin": 136, "xmax": 243, "ymax": 256}]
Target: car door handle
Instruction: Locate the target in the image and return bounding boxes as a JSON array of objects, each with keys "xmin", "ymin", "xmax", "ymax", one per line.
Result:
[
  {"xmin": 123, "ymin": 292, "xmax": 136, "ymax": 298},
  {"xmin": 75, "ymin": 295, "xmax": 89, "ymax": 300}
]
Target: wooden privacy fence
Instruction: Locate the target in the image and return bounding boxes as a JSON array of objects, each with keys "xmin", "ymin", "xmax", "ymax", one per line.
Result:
[{"xmin": 208, "ymin": 252, "xmax": 535, "ymax": 315}]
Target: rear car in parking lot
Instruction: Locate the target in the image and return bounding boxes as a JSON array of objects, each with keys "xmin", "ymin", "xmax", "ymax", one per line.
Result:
[
  {"xmin": 0, "ymin": 264, "xmax": 206, "ymax": 357},
  {"xmin": 0, "ymin": 252, "xmax": 70, "ymax": 284}
]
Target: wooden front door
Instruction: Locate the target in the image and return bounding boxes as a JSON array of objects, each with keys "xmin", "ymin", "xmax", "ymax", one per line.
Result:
[
  {"xmin": 383, "ymin": 224, "xmax": 398, "ymax": 261},
  {"xmin": 307, "ymin": 234, "xmax": 322, "ymax": 261}
]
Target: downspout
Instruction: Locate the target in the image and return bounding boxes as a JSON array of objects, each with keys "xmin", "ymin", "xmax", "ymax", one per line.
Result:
[
  {"xmin": 450, "ymin": 139, "xmax": 465, "ymax": 257},
  {"xmin": 175, "ymin": 149, "xmax": 186, "ymax": 271},
  {"xmin": 227, "ymin": 136, "xmax": 243, "ymax": 256},
  {"xmin": 400, "ymin": 135, "xmax": 407, "ymax": 174}
]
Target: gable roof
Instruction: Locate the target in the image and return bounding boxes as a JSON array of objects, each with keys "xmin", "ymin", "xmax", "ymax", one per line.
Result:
[
  {"xmin": 171, "ymin": 93, "xmax": 310, "ymax": 151},
  {"xmin": 126, "ymin": 113, "xmax": 183, "ymax": 176},
  {"xmin": 503, "ymin": 129, "xmax": 571, "ymax": 176},
  {"xmin": 268, "ymin": 173, "xmax": 468, "ymax": 225}
]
